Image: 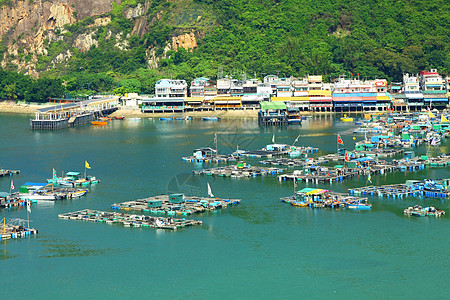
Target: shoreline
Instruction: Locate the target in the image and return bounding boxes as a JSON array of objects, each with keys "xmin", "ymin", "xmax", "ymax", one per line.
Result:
[
  {"xmin": 0, "ymin": 101, "xmax": 43, "ymax": 115},
  {"xmin": 0, "ymin": 101, "xmax": 389, "ymax": 118}
]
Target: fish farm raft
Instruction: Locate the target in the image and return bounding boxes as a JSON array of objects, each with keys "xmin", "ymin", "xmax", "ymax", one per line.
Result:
[
  {"xmin": 58, "ymin": 209, "xmax": 202, "ymax": 230},
  {"xmin": 112, "ymin": 194, "xmax": 241, "ymax": 215},
  {"xmin": 0, "ymin": 218, "xmax": 38, "ymax": 241}
]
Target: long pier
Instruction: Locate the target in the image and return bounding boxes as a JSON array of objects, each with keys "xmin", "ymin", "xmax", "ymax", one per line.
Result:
[
  {"xmin": 58, "ymin": 209, "xmax": 202, "ymax": 230},
  {"xmin": 30, "ymin": 98, "xmax": 119, "ymax": 130}
]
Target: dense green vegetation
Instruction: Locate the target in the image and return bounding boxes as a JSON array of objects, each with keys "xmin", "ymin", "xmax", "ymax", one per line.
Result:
[
  {"xmin": 0, "ymin": 69, "xmax": 65, "ymax": 102},
  {"xmin": 1, "ymin": 0, "xmax": 449, "ymax": 99}
]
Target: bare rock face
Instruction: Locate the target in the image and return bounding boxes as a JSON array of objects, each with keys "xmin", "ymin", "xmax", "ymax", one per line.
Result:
[
  {"xmin": 146, "ymin": 42, "xmax": 172, "ymax": 69},
  {"xmin": 0, "ymin": 0, "xmax": 208, "ymax": 74},
  {"xmin": 45, "ymin": 3, "xmax": 76, "ymax": 30},
  {"xmin": 0, "ymin": 0, "xmax": 115, "ymax": 73},
  {"xmin": 172, "ymin": 32, "xmax": 197, "ymax": 52},
  {"xmin": 74, "ymin": 32, "xmax": 98, "ymax": 52},
  {"xmin": 124, "ymin": 2, "xmax": 150, "ymax": 19}
]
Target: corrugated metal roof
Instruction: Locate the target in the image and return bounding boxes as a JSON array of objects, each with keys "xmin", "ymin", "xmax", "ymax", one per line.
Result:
[{"xmin": 260, "ymin": 102, "xmax": 287, "ymax": 110}]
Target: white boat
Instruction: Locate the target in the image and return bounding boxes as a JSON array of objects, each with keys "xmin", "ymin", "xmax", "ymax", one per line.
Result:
[{"xmin": 19, "ymin": 193, "xmax": 56, "ymax": 201}]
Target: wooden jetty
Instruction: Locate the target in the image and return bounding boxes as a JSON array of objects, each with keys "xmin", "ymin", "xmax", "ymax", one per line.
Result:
[
  {"xmin": 58, "ymin": 209, "xmax": 202, "ymax": 230},
  {"xmin": 281, "ymin": 188, "xmax": 371, "ymax": 210},
  {"xmin": 0, "ymin": 169, "xmax": 20, "ymax": 177},
  {"xmin": 193, "ymin": 164, "xmax": 283, "ymax": 178},
  {"xmin": 112, "ymin": 194, "xmax": 241, "ymax": 215},
  {"xmin": 0, "ymin": 218, "xmax": 38, "ymax": 241},
  {"xmin": 404, "ymin": 205, "xmax": 445, "ymax": 218}
]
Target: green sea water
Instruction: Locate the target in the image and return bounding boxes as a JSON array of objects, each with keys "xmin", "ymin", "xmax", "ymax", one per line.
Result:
[{"xmin": 0, "ymin": 113, "xmax": 449, "ymax": 299}]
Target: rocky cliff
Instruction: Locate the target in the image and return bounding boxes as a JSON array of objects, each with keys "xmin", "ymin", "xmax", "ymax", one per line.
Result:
[{"xmin": 0, "ymin": 0, "xmax": 208, "ymax": 75}]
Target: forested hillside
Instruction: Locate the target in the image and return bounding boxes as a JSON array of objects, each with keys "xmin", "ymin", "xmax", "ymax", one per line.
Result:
[{"xmin": 0, "ymin": 0, "xmax": 449, "ymax": 100}]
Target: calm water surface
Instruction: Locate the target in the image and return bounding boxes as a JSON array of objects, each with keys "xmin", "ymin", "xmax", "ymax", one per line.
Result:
[{"xmin": 0, "ymin": 113, "xmax": 449, "ymax": 299}]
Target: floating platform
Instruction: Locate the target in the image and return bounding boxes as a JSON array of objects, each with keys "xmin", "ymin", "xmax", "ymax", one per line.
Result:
[
  {"xmin": 349, "ymin": 179, "xmax": 450, "ymax": 199},
  {"xmin": 0, "ymin": 193, "xmax": 27, "ymax": 209},
  {"xmin": 0, "ymin": 219, "xmax": 38, "ymax": 241},
  {"xmin": 182, "ymin": 155, "xmax": 237, "ymax": 164},
  {"xmin": 239, "ymin": 149, "xmax": 290, "ymax": 158},
  {"xmin": 404, "ymin": 205, "xmax": 445, "ymax": 217},
  {"xmin": 0, "ymin": 169, "xmax": 20, "ymax": 177},
  {"xmin": 278, "ymin": 168, "xmax": 360, "ymax": 183},
  {"xmin": 193, "ymin": 165, "xmax": 283, "ymax": 178},
  {"xmin": 58, "ymin": 209, "xmax": 202, "ymax": 230},
  {"xmin": 112, "ymin": 194, "xmax": 240, "ymax": 215},
  {"xmin": 260, "ymin": 157, "xmax": 328, "ymax": 167},
  {"xmin": 281, "ymin": 188, "xmax": 371, "ymax": 210}
]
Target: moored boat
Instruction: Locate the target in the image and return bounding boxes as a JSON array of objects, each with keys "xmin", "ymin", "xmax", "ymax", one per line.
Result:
[
  {"xmin": 347, "ymin": 203, "xmax": 372, "ymax": 210},
  {"xmin": 91, "ymin": 121, "xmax": 108, "ymax": 126},
  {"xmin": 340, "ymin": 114, "xmax": 354, "ymax": 122},
  {"xmin": 202, "ymin": 117, "xmax": 221, "ymax": 121}
]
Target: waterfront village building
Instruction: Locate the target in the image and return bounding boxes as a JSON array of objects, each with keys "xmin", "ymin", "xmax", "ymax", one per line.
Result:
[
  {"xmin": 402, "ymin": 73, "xmax": 423, "ymax": 111},
  {"xmin": 331, "ymin": 76, "xmax": 390, "ymax": 112},
  {"xmin": 420, "ymin": 69, "xmax": 448, "ymax": 110},
  {"xmin": 446, "ymin": 76, "xmax": 450, "ymax": 99},
  {"xmin": 141, "ymin": 79, "xmax": 187, "ymax": 112},
  {"xmin": 186, "ymin": 77, "xmax": 209, "ymax": 110},
  {"xmin": 140, "ymin": 70, "xmax": 449, "ymax": 113}
]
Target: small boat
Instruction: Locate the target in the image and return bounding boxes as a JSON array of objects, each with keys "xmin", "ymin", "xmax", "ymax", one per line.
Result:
[
  {"xmin": 202, "ymin": 117, "xmax": 221, "ymax": 121},
  {"xmin": 347, "ymin": 203, "xmax": 372, "ymax": 210},
  {"xmin": 69, "ymin": 190, "xmax": 88, "ymax": 198},
  {"xmin": 175, "ymin": 116, "xmax": 192, "ymax": 121},
  {"xmin": 91, "ymin": 121, "xmax": 108, "ymax": 126},
  {"xmin": 288, "ymin": 119, "xmax": 302, "ymax": 124},
  {"xmin": 292, "ymin": 201, "xmax": 309, "ymax": 207},
  {"xmin": 114, "ymin": 116, "xmax": 125, "ymax": 120},
  {"xmin": 159, "ymin": 117, "xmax": 173, "ymax": 121},
  {"xmin": 340, "ymin": 114, "xmax": 354, "ymax": 122},
  {"xmin": 100, "ymin": 117, "xmax": 112, "ymax": 121}
]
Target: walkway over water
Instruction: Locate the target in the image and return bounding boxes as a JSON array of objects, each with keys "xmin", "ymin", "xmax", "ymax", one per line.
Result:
[{"xmin": 30, "ymin": 97, "xmax": 119, "ymax": 130}]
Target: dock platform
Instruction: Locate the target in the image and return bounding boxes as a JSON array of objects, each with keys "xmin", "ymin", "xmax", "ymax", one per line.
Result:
[{"xmin": 58, "ymin": 209, "xmax": 202, "ymax": 230}]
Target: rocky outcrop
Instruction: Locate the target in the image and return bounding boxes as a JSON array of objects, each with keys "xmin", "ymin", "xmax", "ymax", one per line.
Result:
[
  {"xmin": 124, "ymin": 2, "xmax": 150, "ymax": 19},
  {"xmin": 74, "ymin": 32, "xmax": 98, "ymax": 52},
  {"xmin": 172, "ymin": 32, "xmax": 197, "ymax": 51},
  {"xmin": 45, "ymin": 3, "xmax": 76, "ymax": 30},
  {"xmin": 146, "ymin": 43, "xmax": 172, "ymax": 69},
  {"xmin": 0, "ymin": 0, "xmax": 208, "ymax": 75}
]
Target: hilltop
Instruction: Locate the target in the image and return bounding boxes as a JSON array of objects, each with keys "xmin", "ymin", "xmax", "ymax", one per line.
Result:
[{"xmin": 0, "ymin": 0, "xmax": 448, "ymax": 95}]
